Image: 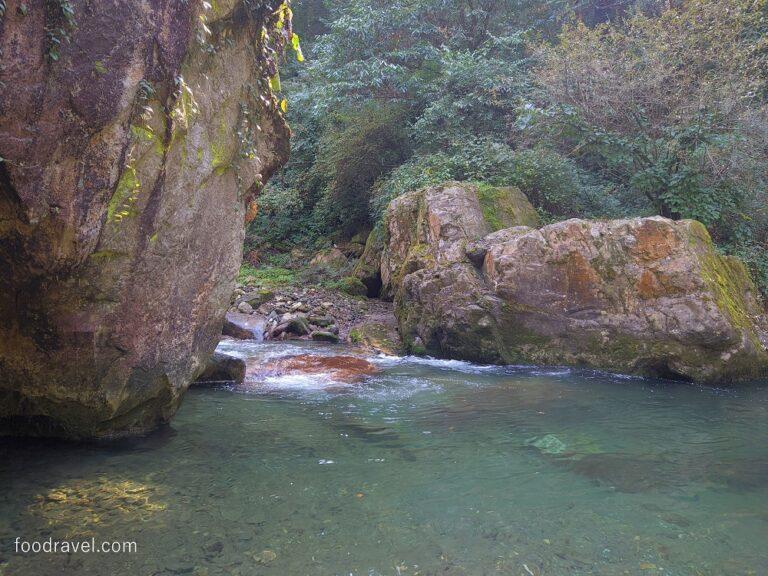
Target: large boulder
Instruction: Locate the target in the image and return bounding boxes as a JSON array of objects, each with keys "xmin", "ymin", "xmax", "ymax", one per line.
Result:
[
  {"xmin": 0, "ymin": 1, "xmax": 289, "ymax": 438},
  {"xmin": 380, "ymin": 182, "xmax": 539, "ymax": 360},
  {"xmin": 309, "ymin": 247, "xmax": 348, "ymax": 270},
  {"xmin": 380, "ymin": 181, "xmax": 539, "ymax": 299},
  {"xmin": 349, "ymin": 319, "xmax": 404, "ymax": 356},
  {"xmin": 383, "ymin": 183, "xmax": 768, "ymax": 383}
]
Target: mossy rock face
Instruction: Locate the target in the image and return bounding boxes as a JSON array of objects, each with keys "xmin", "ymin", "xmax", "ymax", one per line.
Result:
[
  {"xmin": 0, "ymin": 1, "xmax": 289, "ymax": 438},
  {"xmin": 396, "ymin": 263, "xmax": 508, "ymax": 364},
  {"xmin": 482, "ymin": 217, "xmax": 768, "ymax": 383},
  {"xmin": 378, "ymin": 181, "xmax": 767, "ymax": 384},
  {"xmin": 238, "ymin": 288, "xmax": 275, "ymax": 308},
  {"xmin": 337, "ymin": 276, "xmax": 368, "ymax": 297},
  {"xmin": 380, "ymin": 181, "xmax": 538, "ymax": 296},
  {"xmin": 349, "ymin": 321, "xmax": 403, "ymax": 355},
  {"xmin": 311, "ymin": 331, "xmax": 340, "ymax": 343},
  {"xmin": 309, "ymin": 247, "xmax": 349, "ymax": 271},
  {"xmin": 353, "ymin": 224, "xmax": 386, "ymax": 297},
  {"xmin": 475, "ymin": 183, "xmax": 539, "ymax": 232}
]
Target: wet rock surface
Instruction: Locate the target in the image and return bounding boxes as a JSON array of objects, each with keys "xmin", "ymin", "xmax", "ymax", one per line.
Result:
[
  {"xmin": 227, "ymin": 285, "xmax": 402, "ymax": 352},
  {"xmin": 256, "ymin": 354, "xmax": 381, "ymax": 385},
  {"xmin": 194, "ymin": 352, "xmax": 247, "ymax": 386},
  {"xmin": 349, "ymin": 318, "xmax": 403, "ymax": 356},
  {"xmin": 223, "ymin": 312, "xmax": 267, "ymax": 341},
  {"xmin": 381, "ymin": 182, "xmax": 768, "ymax": 383},
  {"xmin": 0, "ymin": 0, "xmax": 289, "ymax": 438}
]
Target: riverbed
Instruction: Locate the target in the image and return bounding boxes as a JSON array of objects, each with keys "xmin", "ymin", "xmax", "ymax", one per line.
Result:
[{"xmin": 1, "ymin": 339, "xmax": 767, "ymax": 575}]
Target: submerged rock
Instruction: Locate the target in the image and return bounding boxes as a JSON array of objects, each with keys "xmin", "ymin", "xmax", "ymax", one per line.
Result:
[
  {"xmin": 0, "ymin": 1, "xmax": 289, "ymax": 438},
  {"xmin": 527, "ymin": 434, "xmax": 568, "ymax": 456},
  {"xmin": 381, "ymin": 182, "xmax": 768, "ymax": 384},
  {"xmin": 567, "ymin": 453, "xmax": 680, "ymax": 493},
  {"xmin": 259, "ymin": 354, "xmax": 381, "ymax": 384}
]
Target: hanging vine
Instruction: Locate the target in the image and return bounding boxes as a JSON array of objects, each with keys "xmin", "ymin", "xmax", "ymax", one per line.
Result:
[{"xmin": 247, "ymin": 0, "xmax": 304, "ymax": 112}]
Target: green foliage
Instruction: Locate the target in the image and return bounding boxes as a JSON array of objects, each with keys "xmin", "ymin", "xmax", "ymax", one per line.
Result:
[
  {"xmin": 372, "ymin": 142, "xmax": 618, "ymax": 222},
  {"xmin": 238, "ymin": 264, "xmax": 296, "ymax": 287},
  {"xmin": 315, "ymin": 104, "xmax": 411, "ymax": 235},
  {"xmin": 248, "ymin": 103, "xmax": 409, "ymax": 246},
  {"xmin": 506, "ymin": 148, "xmax": 624, "ymax": 219},
  {"xmin": 45, "ymin": 0, "xmax": 76, "ymax": 62},
  {"xmin": 247, "ymin": 0, "xmax": 767, "ymax": 300},
  {"xmin": 528, "ymin": 0, "xmax": 768, "ymax": 296}
]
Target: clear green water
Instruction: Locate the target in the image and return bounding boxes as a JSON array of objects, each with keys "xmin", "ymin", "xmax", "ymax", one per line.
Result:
[{"xmin": 2, "ymin": 339, "xmax": 768, "ymax": 576}]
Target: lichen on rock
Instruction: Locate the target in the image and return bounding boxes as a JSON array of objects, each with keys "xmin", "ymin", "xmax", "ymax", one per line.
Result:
[
  {"xmin": 0, "ymin": 0, "xmax": 290, "ymax": 438},
  {"xmin": 380, "ymin": 182, "xmax": 768, "ymax": 384}
]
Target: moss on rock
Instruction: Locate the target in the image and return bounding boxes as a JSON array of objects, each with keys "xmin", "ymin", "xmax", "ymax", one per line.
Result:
[{"xmin": 475, "ymin": 183, "xmax": 540, "ymax": 231}]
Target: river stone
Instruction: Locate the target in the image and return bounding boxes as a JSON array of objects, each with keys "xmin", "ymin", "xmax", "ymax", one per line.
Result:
[
  {"xmin": 269, "ymin": 315, "xmax": 311, "ymax": 339},
  {"xmin": 0, "ymin": 0, "xmax": 289, "ymax": 438},
  {"xmin": 311, "ymin": 331, "xmax": 341, "ymax": 343},
  {"xmin": 308, "ymin": 315, "xmax": 335, "ymax": 327},
  {"xmin": 237, "ymin": 288, "xmax": 274, "ymax": 308},
  {"xmin": 237, "ymin": 302, "xmax": 255, "ymax": 315},
  {"xmin": 193, "ymin": 353, "xmax": 246, "ymax": 386},
  {"xmin": 381, "ymin": 182, "xmax": 768, "ymax": 384}
]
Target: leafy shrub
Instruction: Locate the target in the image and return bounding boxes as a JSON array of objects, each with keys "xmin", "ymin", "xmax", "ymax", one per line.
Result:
[
  {"xmin": 373, "ymin": 142, "xmax": 620, "ymax": 221},
  {"xmin": 530, "ymin": 1, "xmax": 768, "ymax": 225},
  {"xmin": 506, "ymin": 148, "xmax": 623, "ymax": 219},
  {"xmin": 314, "ymin": 104, "xmax": 411, "ymax": 235}
]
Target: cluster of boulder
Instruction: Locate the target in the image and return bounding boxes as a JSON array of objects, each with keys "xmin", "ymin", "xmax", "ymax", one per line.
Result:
[
  {"xmin": 230, "ymin": 287, "xmax": 339, "ymax": 342},
  {"xmin": 224, "ymin": 285, "xmax": 401, "ymax": 352},
  {"xmin": 355, "ymin": 182, "xmax": 768, "ymax": 384}
]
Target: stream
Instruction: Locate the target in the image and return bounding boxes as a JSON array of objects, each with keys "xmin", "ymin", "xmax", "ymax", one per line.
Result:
[{"xmin": 1, "ymin": 339, "xmax": 767, "ymax": 575}]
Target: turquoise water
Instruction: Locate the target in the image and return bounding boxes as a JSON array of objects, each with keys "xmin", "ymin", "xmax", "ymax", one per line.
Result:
[{"xmin": 2, "ymin": 339, "xmax": 768, "ymax": 575}]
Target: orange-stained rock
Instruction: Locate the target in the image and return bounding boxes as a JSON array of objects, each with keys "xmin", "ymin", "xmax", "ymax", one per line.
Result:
[
  {"xmin": 380, "ymin": 182, "xmax": 768, "ymax": 384},
  {"xmin": 258, "ymin": 355, "xmax": 381, "ymax": 384}
]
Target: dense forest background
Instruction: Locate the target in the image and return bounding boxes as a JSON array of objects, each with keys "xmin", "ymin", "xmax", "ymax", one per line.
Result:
[{"xmin": 247, "ymin": 0, "xmax": 768, "ymax": 298}]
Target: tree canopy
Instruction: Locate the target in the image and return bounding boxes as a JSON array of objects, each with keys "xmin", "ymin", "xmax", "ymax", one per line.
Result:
[{"xmin": 249, "ymin": 0, "xmax": 768, "ymax": 298}]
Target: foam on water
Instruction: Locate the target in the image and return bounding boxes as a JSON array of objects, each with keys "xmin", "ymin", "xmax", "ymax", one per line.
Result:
[
  {"xmin": 371, "ymin": 353, "xmax": 502, "ymax": 374},
  {"xmin": 260, "ymin": 372, "xmax": 352, "ymax": 391}
]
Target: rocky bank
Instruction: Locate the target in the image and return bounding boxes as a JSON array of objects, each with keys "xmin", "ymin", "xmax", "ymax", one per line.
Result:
[
  {"xmin": 225, "ymin": 284, "xmax": 403, "ymax": 355},
  {"xmin": 357, "ymin": 182, "xmax": 768, "ymax": 384},
  {"xmin": 0, "ymin": 0, "xmax": 289, "ymax": 438}
]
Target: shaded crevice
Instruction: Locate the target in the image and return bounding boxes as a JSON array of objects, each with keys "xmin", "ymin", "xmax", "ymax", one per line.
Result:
[{"xmin": 362, "ymin": 270, "xmax": 383, "ymax": 298}]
